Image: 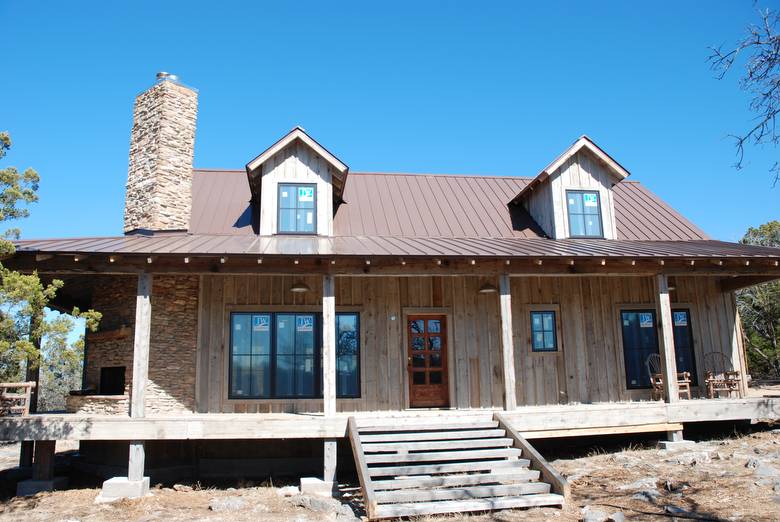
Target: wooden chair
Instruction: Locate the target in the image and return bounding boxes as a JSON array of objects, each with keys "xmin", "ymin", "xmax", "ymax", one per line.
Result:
[
  {"xmin": 703, "ymin": 352, "xmax": 742, "ymax": 399},
  {"xmin": 645, "ymin": 354, "xmax": 692, "ymax": 400},
  {"xmin": 0, "ymin": 382, "xmax": 36, "ymax": 416}
]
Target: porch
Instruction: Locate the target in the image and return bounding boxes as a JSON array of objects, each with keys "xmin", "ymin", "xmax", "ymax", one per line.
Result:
[{"xmin": 2, "ymin": 397, "xmax": 778, "ymax": 442}]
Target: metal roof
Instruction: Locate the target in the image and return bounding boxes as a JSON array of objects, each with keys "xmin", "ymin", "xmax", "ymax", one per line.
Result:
[
  {"xmin": 13, "ymin": 234, "xmax": 780, "ymax": 259},
  {"xmin": 188, "ymin": 170, "xmax": 709, "ymax": 241}
]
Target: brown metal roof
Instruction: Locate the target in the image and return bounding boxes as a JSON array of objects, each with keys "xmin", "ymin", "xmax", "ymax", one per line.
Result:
[
  {"xmin": 188, "ymin": 170, "xmax": 708, "ymax": 241},
  {"xmin": 13, "ymin": 234, "xmax": 780, "ymax": 260}
]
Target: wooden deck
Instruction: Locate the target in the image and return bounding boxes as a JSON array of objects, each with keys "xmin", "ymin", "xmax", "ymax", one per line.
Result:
[{"xmin": 0, "ymin": 397, "xmax": 777, "ymax": 442}]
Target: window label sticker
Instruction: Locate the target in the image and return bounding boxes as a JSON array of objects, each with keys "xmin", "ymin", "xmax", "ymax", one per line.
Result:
[
  {"xmin": 639, "ymin": 313, "xmax": 654, "ymax": 328},
  {"xmin": 253, "ymin": 315, "xmax": 270, "ymax": 332},
  {"xmin": 234, "ymin": 323, "xmax": 242, "ymax": 331},
  {"xmin": 583, "ymin": 193, "xmax": 599, "ymax": 207},
  {"xmin": 298, "ymin": 186, "xmax": 314, "ymax": 202},
  {"xmin": 673, "ymin": 312, "xmax": 688, "ymax": 326},
  {"xmin": 297, "ymin": 316, "xmax": 314, "ymax": 332},
  {"xmin": 306, "ymin": 212, "xmax": 313, "ymax": 225},
  {"xmin": 281, "ymin": 191, "xmax": 288, "ymax": 198}
]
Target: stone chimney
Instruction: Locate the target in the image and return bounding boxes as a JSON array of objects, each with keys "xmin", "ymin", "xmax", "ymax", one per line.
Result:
[{"xmin": 123, "ymin": 73, "xmax": 198, "ymax": 233}]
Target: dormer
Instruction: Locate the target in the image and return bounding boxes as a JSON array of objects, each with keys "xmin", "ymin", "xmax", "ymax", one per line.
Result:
[
  {"xmin": 245, "ymin": 127, "xmax": 348, "ymax": 236},
  {"xmin": 511, "ymin": 136, "xmax": 629, "ymax": 239}
]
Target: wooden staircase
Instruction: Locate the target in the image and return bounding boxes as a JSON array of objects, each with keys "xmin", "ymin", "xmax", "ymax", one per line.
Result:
[{"xmin": 348, "ymin": 413, "xmax": 568, "ymax": 519}]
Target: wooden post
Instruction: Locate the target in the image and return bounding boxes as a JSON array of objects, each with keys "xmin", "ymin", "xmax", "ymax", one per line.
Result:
[
  {"xmin": 129, "ymin": 272, "xmax": 152, "ymax": 481},
  {"xmin": 20, "ymin": 313, "xmax": 43, "ymax": 468},
  {"xmin": 499, "ymin": 274, "xmax": 517, "ymax": 410},
  {"xmin": 322, "ymin": 275, "xmax": 337, "ymax": 487},
  {"xmin": 655, "ymin": 274, "xmax": 679, "ymax": 403},
  {"xmin": 32, "ymin": 440, "xmax": 55, "ymax": 481}
]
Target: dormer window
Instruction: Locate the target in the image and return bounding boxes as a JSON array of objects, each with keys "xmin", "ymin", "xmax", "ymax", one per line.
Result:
[
  {"xmin": 278, "ymin": 183, "xmax": 317, "ymax": 234},
  {"xmin": 566, "ymin": 190, "xmax": 603, "ymax": 238}
]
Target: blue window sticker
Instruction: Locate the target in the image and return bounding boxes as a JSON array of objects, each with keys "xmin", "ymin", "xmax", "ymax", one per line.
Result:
[
  {"xmin": 298, "ymin": 186, "xmax": 314, "ymax": 202},
  {"xmin": 296, "ymin": 315, "xmax": 314, "ymax": 332},
  {"xmin": 673, "ymin": 312, "xmax": 688, "ymax": 327},
  {"xmin": 252, "ymin": 315, "xmax": 270, "ymax": 332},
  {"xmin": 639, "ymin": 313, "xmax": 654, "ymax": 328}
]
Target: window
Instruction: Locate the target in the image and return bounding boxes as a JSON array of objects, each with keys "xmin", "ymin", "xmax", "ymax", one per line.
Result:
[
  {"xmin": 672, "ymin": 309, "xmax": 698, "ymax": 386},
  {"xmin": 99, "ymin": 366, "xmax": 126, "ymax": 395},
  {"xmin": 620, "ymin": 310, "xmax": 659, "ymax": 389},
  {"xmin": 566, "ymin": 190, "xmax": 603, "ymax": 238},
  {"xmin": 229, "ymin": 312, "xmax": 359, "ymax": 399},
  {"xmin": 278, "ymin": 183, "xmax": 316, "ymax": 234},
  {"xmin": 530, "ymin": 311, "xmax": 557, "ymax": 352},
  {"xmin": 336, "ymin": 313, "xmax": 360, "ymax": 398}
]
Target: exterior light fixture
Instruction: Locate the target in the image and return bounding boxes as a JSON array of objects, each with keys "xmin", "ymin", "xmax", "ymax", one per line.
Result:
[
  {"xmin": 290, "ymin": 281, "xmax": 311, "ymax": 293},
  {"xmin": 478, "ymin": 283, "xmax": 498, "ymax": 294}
]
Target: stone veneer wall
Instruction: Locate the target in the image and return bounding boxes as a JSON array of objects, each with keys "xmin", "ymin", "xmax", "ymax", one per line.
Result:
[
  {"xmin": 123, "ymin": 78, "xmax": 198, "ymax": 232},
  {"xmin": 83, "ymin": 275, "xmax": 199, "ymax": 415}
]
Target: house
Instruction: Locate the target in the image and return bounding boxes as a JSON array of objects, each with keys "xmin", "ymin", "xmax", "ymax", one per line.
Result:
[{"xmin": 2, "ymin": 73, "xmax": 780, "ymax": 518}]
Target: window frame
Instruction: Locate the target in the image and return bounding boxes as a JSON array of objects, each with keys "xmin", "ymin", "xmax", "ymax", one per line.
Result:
[
  {"xmin": 565, "ymin": 189, "xmax": 604, "ymax": 239},
  {"xmin": 227, "ymin": 310, "xmax": 361, "ymax": 400},
  {"xmin": 529, "ymin": 310, "xmax": 559, "ymax": 352},
  {"xmin": 525, "ymin": 304, "xmax": 562, "ymax": 354},
  {"xmin": 277, "ymin": 183, "xmax": 318, "ymax": 235}
]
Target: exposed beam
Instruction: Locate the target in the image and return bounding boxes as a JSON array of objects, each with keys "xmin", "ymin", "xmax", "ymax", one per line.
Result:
[{"xmin": 720, "ymin": 275, "xmax": 780, "ymax": 293}]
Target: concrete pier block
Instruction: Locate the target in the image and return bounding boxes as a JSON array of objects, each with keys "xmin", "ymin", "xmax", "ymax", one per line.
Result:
[{"xmin": 95, "ymin": 476, "xmax": 150, "ymax": 503}]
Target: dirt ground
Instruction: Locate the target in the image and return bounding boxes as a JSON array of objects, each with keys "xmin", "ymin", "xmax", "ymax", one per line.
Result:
[{"xmin": 0, "ymin": 426, "xmax": 778, "ymax": 521}]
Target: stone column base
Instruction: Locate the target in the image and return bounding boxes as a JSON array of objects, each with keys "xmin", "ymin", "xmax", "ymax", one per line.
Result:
[
  {"xmin": 16, "ymin": 477, "xmax": 68, "ymax": 496},
  {"xmin": 95, "ymin": 476, "xmax": 150, "ymax": 503},
  {"xmin": 300, "ymin": 477, "xmax": 336, "ymax": 497}
]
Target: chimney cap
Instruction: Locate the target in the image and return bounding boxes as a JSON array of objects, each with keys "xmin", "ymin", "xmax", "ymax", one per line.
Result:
[{"xmin": 156, "ymin": 71, "xmax": 179, "ymax": 83}]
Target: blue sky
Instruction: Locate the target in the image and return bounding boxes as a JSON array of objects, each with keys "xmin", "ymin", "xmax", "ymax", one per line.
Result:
[{"xmin": 2, "ymin": 1, "xmax": 778, "ymax": 242}]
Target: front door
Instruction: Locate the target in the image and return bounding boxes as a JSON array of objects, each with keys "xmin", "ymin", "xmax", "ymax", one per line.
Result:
[{"xmin": 407, "ymin": 315, "xmax": 449, "ymax": 408}]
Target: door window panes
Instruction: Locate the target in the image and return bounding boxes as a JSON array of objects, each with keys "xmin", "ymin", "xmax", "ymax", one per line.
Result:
[
  {"xmin": 335, "ymin": 313, "xmax": 360, "ymax": 397},
  {"xmin": 230, "ymin": 313, "xmax": 272, "ymax": 398},
  {"xmin": 672, "ymin": 309, "xmax": 697, "ymax": 386}
]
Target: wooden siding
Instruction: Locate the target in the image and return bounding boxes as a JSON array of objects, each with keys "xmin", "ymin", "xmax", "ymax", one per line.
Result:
[
  {"xmin": 196, "ymin": 275, "xmax": 745, "ymax": 413},
  {"xmin": 258, "ymin": 140, "xmax": 335, "ymax": 236},
  {"xmin": 522, "ymin": 149, "xmax": 621, "ymax": 240}
]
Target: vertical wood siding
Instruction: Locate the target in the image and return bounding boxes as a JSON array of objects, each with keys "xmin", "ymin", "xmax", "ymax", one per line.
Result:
[
  {"xmin": 196, "ymin": 275, "xmax": 745, "ymax": 413},
  {"xmin": 258, "ymin": 141, "xmax": 335, "ymax": 236}
]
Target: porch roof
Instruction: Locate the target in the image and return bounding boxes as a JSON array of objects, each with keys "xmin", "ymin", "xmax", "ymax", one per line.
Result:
[{"xmin": 12, "ymin": 233, "xmax": 780, "ymax": 260}]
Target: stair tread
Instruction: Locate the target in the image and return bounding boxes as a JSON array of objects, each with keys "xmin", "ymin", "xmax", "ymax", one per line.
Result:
[
  {"xmin": 365, "ymin": 447, "xmax": 521, "ymax": 464},
  {"xmin": 375, "ymin": 482, "xmax": 551, "ymax": 503},
  {"xmin": 358, "ymin": 421, "xmax": 498, "ymax": 433},
  {"xmin": 372, "ymin": 469, "xmax": 541, "ymax": 491},
  {"xmin": 362, "ymin": 437, "xmax": 514, "ymax": 453},
  {"xmin": 360, "ymin": 428, "xmax": 506, "ymax": 443},
  {"xmin": 368, "ymin": 458, "xmax": 530, "ymax": 477},
  {"xmin": 373, "ymin": 493, "xmax": 566, "ymax": 518}
]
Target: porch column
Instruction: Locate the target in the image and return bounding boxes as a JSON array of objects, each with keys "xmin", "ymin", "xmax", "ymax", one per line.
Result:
[
  {"xmin": 655, "ymin": 274, "xmax": 679, "ymax": 403},
  {"xmin": 99, "ymin": 272, "xmax": 152, "ymax": 501},
  {"xmin": 499, "ymin": 274, "xmax": 517, "ymax": 410},
  {"xmin": 322, "ymin": 275, "xmax": 337, "ymax": 489}
]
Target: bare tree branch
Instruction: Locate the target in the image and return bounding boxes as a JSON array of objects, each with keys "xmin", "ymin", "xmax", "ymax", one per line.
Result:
[{"xmin": 709, "ymin": 8, "xmax": 780, "ymax": 185}]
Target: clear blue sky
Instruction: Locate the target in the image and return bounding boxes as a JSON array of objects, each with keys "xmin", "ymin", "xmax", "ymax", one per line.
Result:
[{"xmin": 2, "ymin": 1, "xmax": 777, "ymax": 242}]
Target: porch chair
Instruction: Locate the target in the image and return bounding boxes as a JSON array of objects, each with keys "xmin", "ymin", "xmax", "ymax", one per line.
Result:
[
  {"xmin": 0, "ymin": 382, "xmax": 36, "ymax": 416},
  {"xmin": 645, "ymin": 354, "xmax": 692, "ymax": 401},
  {"xmin": 703, "ymin": 352, "xmax": 743, "ymax": 399}
]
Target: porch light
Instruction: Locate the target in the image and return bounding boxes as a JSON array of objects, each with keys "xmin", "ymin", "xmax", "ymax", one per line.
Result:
[
  {"xmin": 290, "ymin": 281, "xmax": 311, "ymax": 293},
  {"xmin": 478, "ymin": 283, "xmax": 498, "ymax": 294}
]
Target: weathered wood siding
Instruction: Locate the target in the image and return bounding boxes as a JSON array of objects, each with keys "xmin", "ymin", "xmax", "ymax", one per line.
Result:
[
  {"xmin": 195, "ymin": 274, "xmax": 746, "ymax": 413},
  {"xmin": 258, "ymin": 140, "xmax": 335, "ymax": 236},
  {"xmin": 196, "ymin": 275, "xmax": 504, "ymax": 413},
  {"xmin": 522, "ymin": 149, "xmax": 620, "ymax": 240}
]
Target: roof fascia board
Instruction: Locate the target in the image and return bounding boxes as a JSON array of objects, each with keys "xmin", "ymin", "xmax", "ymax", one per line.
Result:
[
  {"xmin": 511, "ymin": 136, "xmax": 630, "ymax": 204},
  {"xmin": 245, "ymin": 127, "xmax": 348, "ymax": 174}
]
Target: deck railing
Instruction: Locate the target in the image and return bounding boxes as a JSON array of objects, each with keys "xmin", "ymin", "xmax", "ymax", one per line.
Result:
[{"xmin": 0, "ymin": 382, "xmax": 37, "ymax": 416}]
